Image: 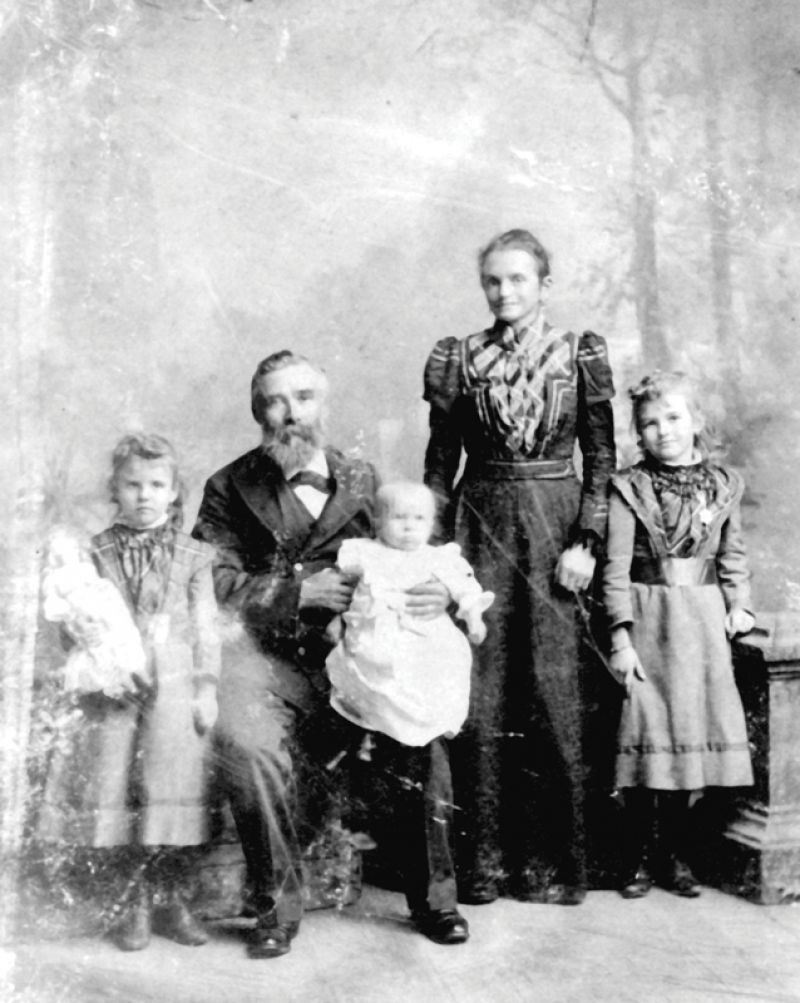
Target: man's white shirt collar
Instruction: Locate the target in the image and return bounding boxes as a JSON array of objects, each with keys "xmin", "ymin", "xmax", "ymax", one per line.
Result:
[{"xmin": 286, "ymin": 449, "xmax": 329, "ymax": 519}]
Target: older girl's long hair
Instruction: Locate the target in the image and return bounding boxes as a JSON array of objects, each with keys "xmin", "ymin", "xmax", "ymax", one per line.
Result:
[
  {"xmin": 628, "ymin": 371, "xmax": 724, "ymax": 461},
  {"xmin": 108, "ymin": 433, "xmax": 185, "ymax": 528}
]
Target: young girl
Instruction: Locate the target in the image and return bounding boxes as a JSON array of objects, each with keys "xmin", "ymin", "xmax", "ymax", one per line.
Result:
[
  {"xmin": 37, "ymin": 434, "xmax": 220, "ymax": 950},
  {"xmin": 602, "ymin": 372, "xmax": 754, "ymax": 899},
  {"xmin": 325, "ymin": 481, "xmax": 494, "ymax": 747}
]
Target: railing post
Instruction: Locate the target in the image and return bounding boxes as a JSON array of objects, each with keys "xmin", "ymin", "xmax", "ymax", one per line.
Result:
[{"xmin": 723, "ymin": 612, "xmax": 800, "ymax": 903}]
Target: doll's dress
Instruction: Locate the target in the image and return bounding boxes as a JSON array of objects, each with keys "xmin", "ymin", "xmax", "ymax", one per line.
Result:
[
  {"xmin": 43, "ymin": 560, "xmax": 147, "ymax": 699},
  {"xmin": 326, "ymin": 538, "xmax": 489, "ymax": 746}
]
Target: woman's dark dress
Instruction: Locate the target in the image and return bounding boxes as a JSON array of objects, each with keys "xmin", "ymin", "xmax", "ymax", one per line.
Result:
[{"xmin": 423, "ymin": 320, "xmax": 615, "ymax": 898}]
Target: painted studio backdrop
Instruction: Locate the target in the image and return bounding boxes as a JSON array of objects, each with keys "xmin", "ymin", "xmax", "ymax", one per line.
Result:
[{"xmin": 1, "ymin": 0, "xmax": 799, "ymax": 935}]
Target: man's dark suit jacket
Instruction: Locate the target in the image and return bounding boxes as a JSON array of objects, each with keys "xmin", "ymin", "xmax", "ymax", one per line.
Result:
[{"xmin": 192, "ymin": 445, "xmax": 378, "ymax": 711}]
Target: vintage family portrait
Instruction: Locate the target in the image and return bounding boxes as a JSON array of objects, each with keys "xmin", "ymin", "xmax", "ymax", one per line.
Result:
[{"xmin": 2, "ymin": 0, "xmax": 800, "ymax": 1000}]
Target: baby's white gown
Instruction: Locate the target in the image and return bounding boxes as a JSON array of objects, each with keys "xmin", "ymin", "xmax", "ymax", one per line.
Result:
[{"xmin": 325, "ymin": 538, "xmax": 490, "ymax": 746}]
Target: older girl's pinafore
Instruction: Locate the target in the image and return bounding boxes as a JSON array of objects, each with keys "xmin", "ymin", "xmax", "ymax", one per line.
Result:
[{"xmin": 604, "ymin": 459, "xmax": 753, "ymax": 791}]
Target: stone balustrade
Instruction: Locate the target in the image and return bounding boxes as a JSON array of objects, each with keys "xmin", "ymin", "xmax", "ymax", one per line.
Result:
[{"xmin": 717, "ymin": 612, "xmax": 800, "ymax": 903}]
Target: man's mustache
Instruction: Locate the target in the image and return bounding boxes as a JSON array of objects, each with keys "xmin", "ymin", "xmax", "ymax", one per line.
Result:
[{"xmin": 268, "ymin": 422, "xmax": 319, "ymax": 445}]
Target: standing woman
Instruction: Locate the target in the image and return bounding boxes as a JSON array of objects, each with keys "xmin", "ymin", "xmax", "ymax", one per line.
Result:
[{"xmin": 423, "ymin": 229, "xmax": 616, "ymax": 905}]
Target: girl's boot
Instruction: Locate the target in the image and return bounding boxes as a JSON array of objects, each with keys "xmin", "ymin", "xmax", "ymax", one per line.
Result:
[
  {"xmin": 656, "ymin": 791, "xmax": 701, "ymax": 898},
  {"xmin": 619, "ymin": 789, "xmax": 654, "ymax": 899},
  {"xmin": 150, "ymin": 850, "xmax": 209, "ymax": 946},
  {"xmin": 111, "ymin": 871, "xmax": 151, "ymax": 951},
  {"xmin": 153, "ymin": 886, "xmax": 208, "ymax": 946}
]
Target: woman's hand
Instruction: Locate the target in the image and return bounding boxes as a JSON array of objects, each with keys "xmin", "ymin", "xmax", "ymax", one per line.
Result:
[
  {"xmin": 555, "ymin": 544, "xmax": 596, "ymax": 592},
  {"xmin": 299, "ymin": 569, "xmax": 357, "ymax": 613},
  {"xmin": 726, "ymin": 608, "xmax": 755, "ymax": 638},
  {"xmin": 405, "ymin": 578, "xmax": 451, "ymax": 620},
  {"xmin": 192, "ymin": 683, "xmax": 219, "ymax": 735}
]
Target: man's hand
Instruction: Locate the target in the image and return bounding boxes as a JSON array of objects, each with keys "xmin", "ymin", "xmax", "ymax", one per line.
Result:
[
  {"xmin": 405, "ymin": 578, "xmax": 451, "ymax": 621},
  {"xmin": 555, "ymin": 544, "xmax": 596, "ymax": 593},
  {"xmin": 299, "ymin": 568, "xmax": 357, "ymax": 613}
]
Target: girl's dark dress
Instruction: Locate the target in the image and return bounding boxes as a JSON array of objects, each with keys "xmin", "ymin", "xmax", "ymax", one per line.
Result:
[{"xmin": 423, "ymin": 320, "xmax": 615, "ymax": 898}]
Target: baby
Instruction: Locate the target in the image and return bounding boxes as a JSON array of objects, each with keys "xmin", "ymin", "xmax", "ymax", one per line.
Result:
[
  {"xmin": 325, "ymin": 481, "xmax": 493, "ymax": 747},
  {"xmin": 42, "ymin": 528, "xmax": 149, "ymax": 700}
]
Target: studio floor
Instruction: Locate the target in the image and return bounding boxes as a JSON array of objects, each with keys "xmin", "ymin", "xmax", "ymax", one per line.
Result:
[{"xmin": 5, "ymin": 882, "xmax": 800, "ymax": 1003}]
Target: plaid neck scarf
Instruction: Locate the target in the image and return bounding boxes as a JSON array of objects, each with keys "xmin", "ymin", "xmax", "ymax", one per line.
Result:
[
  {"xmin": 468, "ymin": 319, "xmax": 572, "ymax": 455},
  {"xmin": 111, "ymin": 523, "xmax": 174, "ymax": 615}
]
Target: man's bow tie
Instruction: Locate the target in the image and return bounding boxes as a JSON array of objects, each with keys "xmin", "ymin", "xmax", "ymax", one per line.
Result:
[{"xmin": 288, "ymin": 470, "xmax": 331, "ymax": 493}]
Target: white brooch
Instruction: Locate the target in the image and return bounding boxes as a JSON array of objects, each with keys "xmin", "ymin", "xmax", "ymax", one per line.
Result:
[{"xmin": 699, "ymin": 506, "xmax": 714, "ymax": 527}]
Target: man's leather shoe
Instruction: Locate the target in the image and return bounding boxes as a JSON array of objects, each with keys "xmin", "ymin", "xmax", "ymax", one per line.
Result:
[
  {"xmin": 248, "ymin": 916, "xmax": 300, "ymax": 959},
  {"xmin": 153, "ymin": 898, "xmax": 208, "ymax": 946},
  {"xmin": 411, "ymin": 907, "xmax": 469, "ymax": 945},
  {"xmin": 544, "ymin": 883, "xmax": 587, "ymax": 906},
  {"xmin": 457, "ymin": 881, "xmax": 499, "ymax": 906},
  {"xmin": 620, "ymin": 865, "xmax": 652, "ymax": 900},
  {"xmin": 110, "ymin": 894, "xmax": 152, "ymax": 952}
]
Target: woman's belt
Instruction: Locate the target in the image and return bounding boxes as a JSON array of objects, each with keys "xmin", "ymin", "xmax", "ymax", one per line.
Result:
[
  {"xmin": 631, "ymin": 556, "xmax": 718, "ymax": 587},
  {"xmin": 464, "ymin": 458, "xmax": 575, "ymax": 481}
]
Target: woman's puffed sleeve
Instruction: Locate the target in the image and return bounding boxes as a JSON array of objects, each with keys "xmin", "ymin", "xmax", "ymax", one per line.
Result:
[
  {"xmin": 423, "ymin": 337, "xmax": 464, "ymax": 539},
  {"xmin": 575, "ymin": 331, "xmax": 617, "ymax": 547},
  {"xmin": 423, "ymin": 336, "xmax": 462, "ymax": 413},
  {"xmin": 577, "ymin": 330, "xmax": 615, "ymax": 403}
]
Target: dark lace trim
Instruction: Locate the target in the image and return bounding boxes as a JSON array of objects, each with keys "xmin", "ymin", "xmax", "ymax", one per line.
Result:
[{"xmin": 644, "ymin": 456, "xmax": 716, "ymax": 501}]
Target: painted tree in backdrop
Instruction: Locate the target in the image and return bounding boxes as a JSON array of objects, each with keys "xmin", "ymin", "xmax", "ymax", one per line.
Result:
[{"xmin": 535, "ymin": 0, "xmax": 670, "ymax": 367}]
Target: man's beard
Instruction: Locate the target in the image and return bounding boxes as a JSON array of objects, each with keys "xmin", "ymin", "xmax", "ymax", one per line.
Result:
[{"xmin": 262, "ymin": 422, "xmax": 324, "ymax": 473}]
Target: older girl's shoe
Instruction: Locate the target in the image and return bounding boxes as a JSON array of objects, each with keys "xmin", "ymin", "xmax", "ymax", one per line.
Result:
[
  {"xmin": 620, "ymin": 864, "xmax": 652, "ymax": 899},
  {"xmin": 661, "ymin": 859, "xmax": 701, "ymax": 898}
]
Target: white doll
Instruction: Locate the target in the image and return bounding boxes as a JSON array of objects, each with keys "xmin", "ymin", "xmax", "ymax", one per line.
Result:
[
  {"xmin": 325, "ymin": 482, "xmax": 494, "ymax": 747},
  {"xmin": 42, "ymin": 528, "xmax": 149, "ymax": 699}
]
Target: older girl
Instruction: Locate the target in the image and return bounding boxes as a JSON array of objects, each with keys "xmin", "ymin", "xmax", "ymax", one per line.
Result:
[
  {"xmin": 37, "ymin": 434, "xmax": 220, "ymax": 949},
  {"xmin": 603, "ymin": 372, "xmax": 754, "ymax": 898},
  {"xmin": 423, "ymin": 228, "xmax": 616, "ymax": 904}
]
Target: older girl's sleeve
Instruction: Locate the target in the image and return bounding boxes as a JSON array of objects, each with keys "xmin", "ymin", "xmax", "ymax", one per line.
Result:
[
  {"xmin": 423, "ymin": 337, "xmax": 464, "ymax": 540},
  {"xmin": 716, "ymin": 473, "xmax": 754, "ymax": 614},
  {"xmin": 575, "ymin": 331, "xmax": 617, "ymax": 549},
  {"xmin": 602, "ymin": 485, "xmax": 636, "ymax": 629},
  {"xmin": 189, "ymin": 548, "xmax": 221, "ymax": 688}
]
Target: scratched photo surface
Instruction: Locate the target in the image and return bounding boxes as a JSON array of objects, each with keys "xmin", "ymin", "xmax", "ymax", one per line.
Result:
[{"xmin": 3, "ymin": 1, "xmax": 800, "ymax": 1000}]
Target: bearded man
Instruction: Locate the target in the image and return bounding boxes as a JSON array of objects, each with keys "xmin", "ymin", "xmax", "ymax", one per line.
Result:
[{"xmin": 193, "ymin": 351, "xmax": 468, "ymax": 958}]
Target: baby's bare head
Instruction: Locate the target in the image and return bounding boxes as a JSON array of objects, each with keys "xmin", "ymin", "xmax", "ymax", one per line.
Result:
[{"xmin": 375, "ymin": 482, "xmax": 435, "ymax": 552}]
